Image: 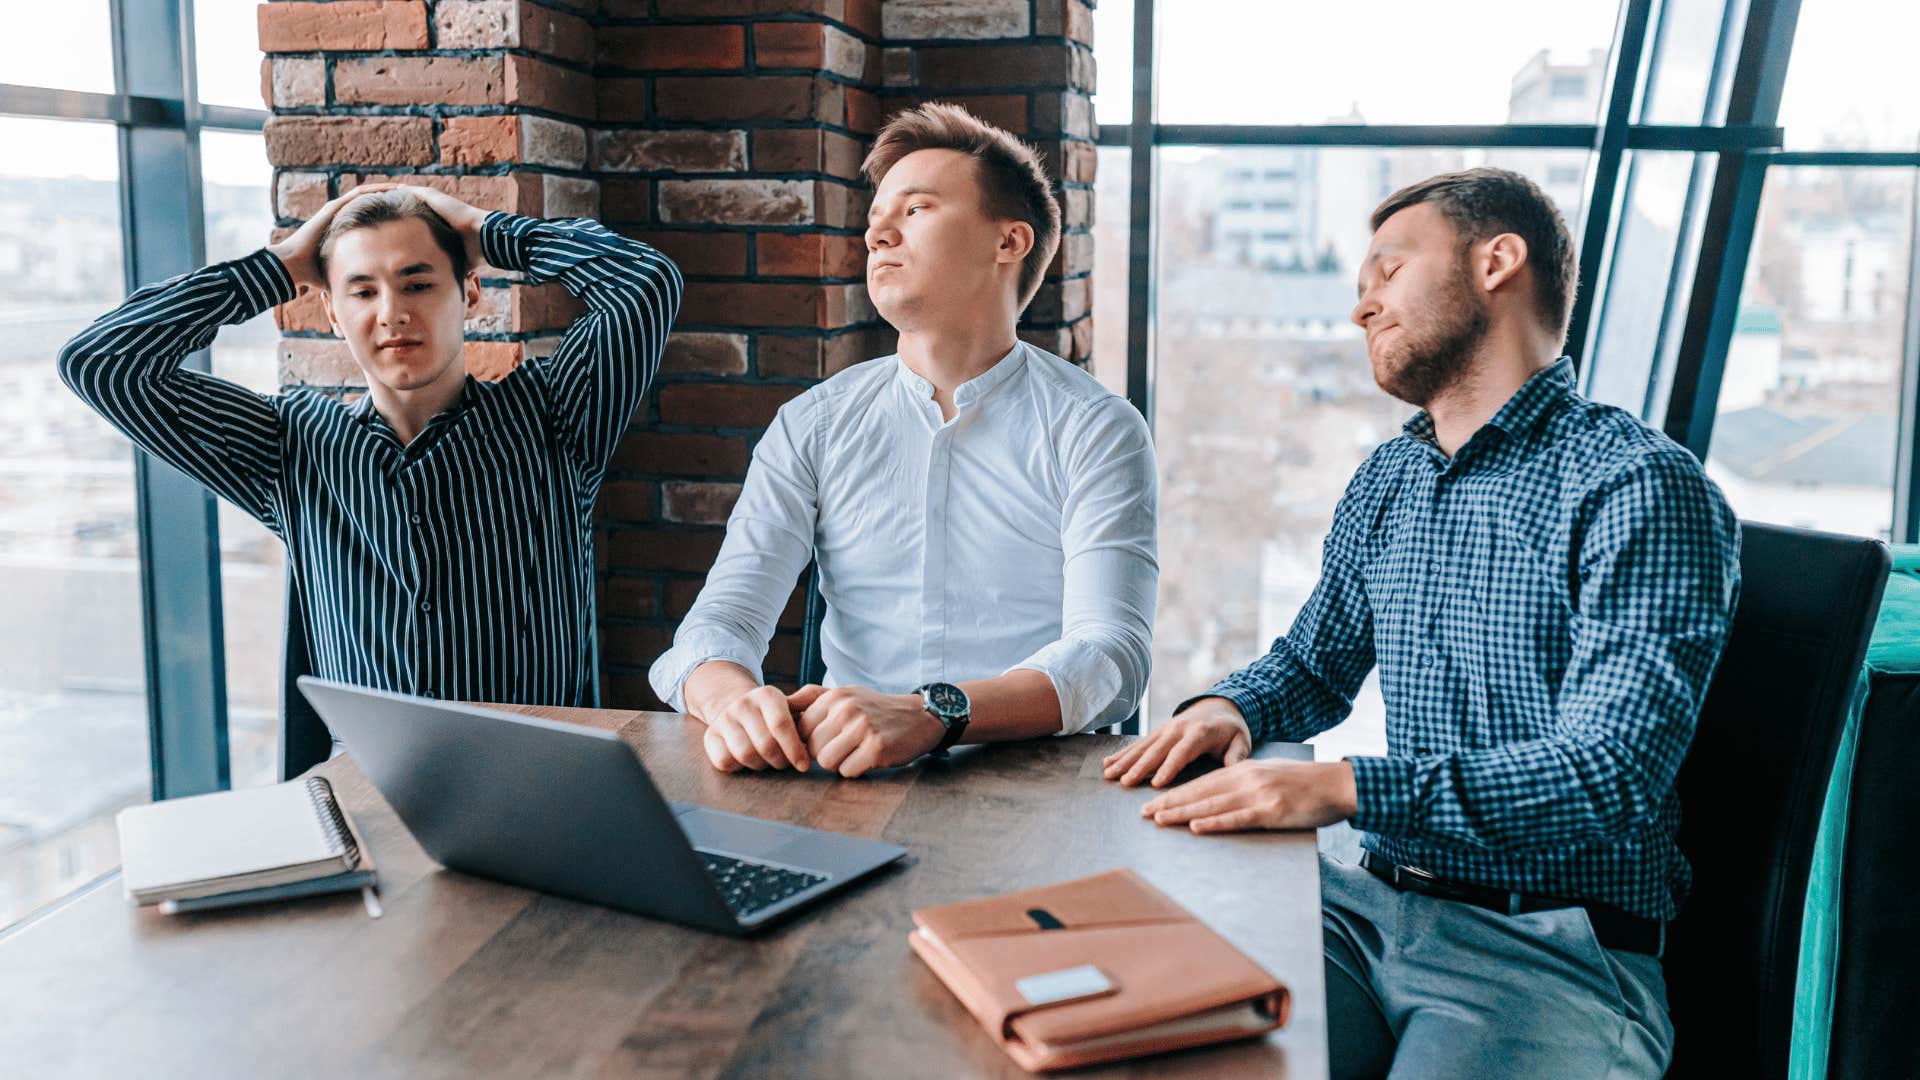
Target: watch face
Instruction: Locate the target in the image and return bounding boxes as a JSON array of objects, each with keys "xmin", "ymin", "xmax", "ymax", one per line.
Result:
[{"xmin": 923, "ymin": 682, "xmax": 968, "ymax": 720}]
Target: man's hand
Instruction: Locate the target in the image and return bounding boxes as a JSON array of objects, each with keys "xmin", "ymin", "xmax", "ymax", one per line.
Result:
[
  {"xmin": 1139, "ymin": 760, "xmax": 1359, "ymax": 834},
  {"xmin": 1101, "ymin": 697, "xmax": 1252, "ymax": 788},
  {"xmin": 699, "ymin": 684, "xmax": 811, "ymax": 773},
  {"xmin": 389, "ymin": 184, "xmax": 489, "ymax": 273},
  {"xmin": 266, "ymin": 183, "xmax": 397, "ymax": 294},
  {"xmin": 792, "ymin": 685, "xmax": 944, "ymax": 778}
]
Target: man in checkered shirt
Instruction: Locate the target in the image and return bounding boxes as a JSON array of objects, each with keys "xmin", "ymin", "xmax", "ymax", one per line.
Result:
[{"xmin": 1102, "ymin": 168, "xmax": 1740, "ymax": 1078}]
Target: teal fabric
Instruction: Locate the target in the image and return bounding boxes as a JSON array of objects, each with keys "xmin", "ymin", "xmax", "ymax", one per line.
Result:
[{"xmin": 1789, "ymin": 549, "xmax": 1919, "ymax": 1079}]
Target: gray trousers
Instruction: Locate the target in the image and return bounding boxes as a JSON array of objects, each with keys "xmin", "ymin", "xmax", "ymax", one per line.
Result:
[{"xmin": 1320, "ymin": 853, "xmax": 1673, "ymax": 1080}]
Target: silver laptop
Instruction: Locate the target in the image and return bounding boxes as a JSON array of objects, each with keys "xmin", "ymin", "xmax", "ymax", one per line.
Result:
[{"xmin": 296, "ymin": 677, "xmax": 907, "ymax": 935}]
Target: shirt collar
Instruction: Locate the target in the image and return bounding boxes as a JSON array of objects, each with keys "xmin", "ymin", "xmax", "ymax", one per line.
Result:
[
  {"xmin": 1401, "ymin": 356, "xmax": 1575, "ymax": 455},
  {"xmin": 352, "ymin": 376, "xmax": 477, "ymax": 441},
  {"xmin": 893, "ymin": 342, "xmax": 1028, "ymax": 410}
]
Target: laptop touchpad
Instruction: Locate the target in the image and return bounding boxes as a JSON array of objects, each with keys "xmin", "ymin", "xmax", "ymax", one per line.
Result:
[{"xmin": 675, "ymin": 807, "xmax": 793, "ymax": 860}]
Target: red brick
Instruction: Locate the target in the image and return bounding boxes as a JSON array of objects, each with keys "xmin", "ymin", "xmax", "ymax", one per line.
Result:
[
  {"xmin": 602, "ymin": 623, "xmax": 675, "ymax": 665},
  {"xmin": 543, "ymin": 176, "xmax": 601, "ymax": 219},
  {"xmin": 273, "ymin": 172, "xmax": 330, "ymax": 220},
  {"xmin": 665, "ymin": 577, "xmax": 704, "ymax": 617},
  {"xmin": 521, "ymin": 3, "xmax": 596, "ymax": 64},
  {"xmin": 506, "ymin": 54, "xmax": 595, "ymax": 118},
  {"xmin": 463, "ymin": 341, "xmax": 523, "ymax": 381},
  {"xmin": 757, "ymin": 232, "xmax": 866, "ymax": 279},
  {"xmin": 279, "ymin": 338, "xmax": 361, "ymax": 387},
  {"xmin": 600, "ymin": 25, "xmax": 747, "ymax": 71},
  {"xmin": 607, "ymin": 528, "xmax": 724, "ymax": 573},
  {"xmin": 937, "ymin": 94, "xmax": 1028, "ymax": 134},
  {"xmin": 845, "ymin": 0, "xmax": 882, "ymax": 37},
  {"xmin": 756, "ymin": 334, "xmax": 821, "ymax": 379},
  {"xmin": 601, "ymin": 179, "xmax": 652, "ymax": 222},
  {"xmin": 657, "ymin": 383, "xmax": 806, "ymax": 427},
  {"xmin": 845, "ymin": 86, "xmax": 882, "ymax": 134},
  {"xmin": 751, "ymin": 129, "xmax": 865, "ymax": 179},
  {"xmin": 269, "ymin": 58, "xmax": 325, "ymax": 108},
  {"xmin": 753, "ymin": 23, "xmax": 824, "ymax": 69},
  {"xmin": 680, "ymin": 282, "xmax": 824, "ymax": 328},
  {"xmin": 258, "ymin": 1, "xmax": 428, "ymax": 52},
  {"xmin": 617, "ymin": 229, "xmax": 747, "ymax": 277},
  {"xmin": 916, "ymin": 43, "xmax": 1074, "ymax": 90},
  {"xmin": 601, "ymin": 480, "xmax": 656, "ymax": 523},
  {"xmin": 512, "ymin": 284, "xmax": 587, "ymax": 332},
  {"xmin": 336, "ymin": 55, "xmax": 505, "ymax": 106},
  {"xmin": 266, "ymin": 116, "xmax": 436, "ymax": 167},
  {"xmin": 594, "ymin": 130, "xmax": 746, "ymax": 174},
  {"xmin": 659, "ymin": 179, "xmax": 812, "ymax": 225},
  {"xmin": 345, "ymin": 172, "xmax": 545, "ymax": 217},
  {"xmin": 655, "ymin": 76, "xmax": 833, "ymax": 124},
  {"xmin": 601, "ymin": 576, "xmax": 660, "ymax": 619},
  {"xmin": 597, "ymin": 78, "xmax": 648, "ymax": 121},
  {"xmin": 611, "ymin": 432, "xmax": 750, "ymax": 475},
  {"xmin": 432, "ymin": 0, "xmax": 516, "ymax": 48},
  {"xmin": 439, "ymin": 115, "xmax": 520, "ymax": 168},
  {"xmin": 663, "ymin": 333, "xmax": 749, "ymax": 375},
  {"xmin": 275, "ymin": 290, "xmax": 332, "ymax": 333},
  {"xmin": 662, "ymin": 481, "xmax": 742, "ymax": 525}
]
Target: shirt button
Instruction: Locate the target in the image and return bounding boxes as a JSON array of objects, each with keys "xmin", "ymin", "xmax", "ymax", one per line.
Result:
[
  {"xmin": 419, "ymin": 600, "xmax": 433, "ymax": 613},
  {"xmin": 421, "ymin": 689, "xmax": 438, "ymax": 699},
  {"xmin": 410, "ymin": 513, "xmax": 422, "ymax": 525}
]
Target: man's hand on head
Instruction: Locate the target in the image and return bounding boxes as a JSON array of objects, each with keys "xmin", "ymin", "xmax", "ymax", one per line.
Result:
[
  {"xmin": 1101, "ymin": 697, "xmax": 1252, "ymax": 788},
  {"xmin": 791, "ymin": 684, "xmax": 945, "ymax": 778},
  {"xmin": 391, "ymin": 184, "xmax": 489, "ymax": 272},
  {"xmin": 266, "ymin": 183, "xmax": 398, "ymax": 295},
  {"xmin": 1138, "ymin": 759, "xmax": 1358, "ymax": 834}
]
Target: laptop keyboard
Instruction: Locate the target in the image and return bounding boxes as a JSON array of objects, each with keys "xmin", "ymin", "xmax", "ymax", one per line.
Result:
[{"xmin": 698, "ymin": 850, "xmax": 828, "ymax": 917}]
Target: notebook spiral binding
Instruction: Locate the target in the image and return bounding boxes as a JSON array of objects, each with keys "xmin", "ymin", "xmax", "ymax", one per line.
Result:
[{"xmin": 304, "ymin": 776, "xmax": 361, "ymax": 868}]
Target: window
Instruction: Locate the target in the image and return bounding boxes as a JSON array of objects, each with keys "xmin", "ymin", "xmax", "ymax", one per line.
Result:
[
  {"xmin": 0, "ymin": 117, "xmax": 144, "ymax": 929},
  {"xmin": 201, "ymin": 130, "xmax": 284, "ymax": 790},
  {"xmin": 1703, "ymin": 167, "xmax": 1915, "ymax": 539},
  {"xmin": 0, "ymin": 5, "xmax": 114, "ymax": 94},
  {"xmin": 1777, "ymin": 1, "xmax": 1920, "ymax": 150}
]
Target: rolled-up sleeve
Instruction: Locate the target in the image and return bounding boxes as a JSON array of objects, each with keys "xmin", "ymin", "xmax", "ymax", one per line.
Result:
[
  {"xmin": 1010, "ymin": 395, "xmax": 1159, "ymax": 734},
  {"xmin": 647, "ymin": 394, "xmax": 820, "ymax": 711}
]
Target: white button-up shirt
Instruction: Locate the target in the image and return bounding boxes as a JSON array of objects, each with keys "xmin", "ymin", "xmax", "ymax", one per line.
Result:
[{"xmin": 648, "ymin": 342, "xmax": 1158, "ymax": 734}]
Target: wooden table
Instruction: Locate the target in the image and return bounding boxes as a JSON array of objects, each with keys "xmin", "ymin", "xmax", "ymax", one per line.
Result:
[{"xmin": 0, "ymin": 707, "xmax": 1327, "ymax": 1079}]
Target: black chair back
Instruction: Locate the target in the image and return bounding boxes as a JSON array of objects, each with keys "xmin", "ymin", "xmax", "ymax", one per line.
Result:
[
  {"xmin": 1665, "ymin": 522, "xmax": 1888, "ymax": 1077},
  {"xmin": 277, "ymin": 570, "xmax": 334, "ymax": 781}
]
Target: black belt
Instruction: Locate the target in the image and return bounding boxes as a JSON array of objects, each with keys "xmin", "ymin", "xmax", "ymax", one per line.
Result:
[{"xmin": 1360, "ymin": 852, "xmax": 1664, "ymax": 956}]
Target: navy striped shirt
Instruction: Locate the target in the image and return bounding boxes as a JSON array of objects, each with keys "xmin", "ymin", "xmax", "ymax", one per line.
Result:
[
  {"xmin": 58, "ymin": 213, "xmax": 681, "ymax": 707},
  {"xmin": 1190, "ymin": 359, "xmax": 1740, "ymax": 921}
]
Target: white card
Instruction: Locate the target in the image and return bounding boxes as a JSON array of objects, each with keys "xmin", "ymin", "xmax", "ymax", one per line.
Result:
[{"xmin": 1015, "ymin": 964, "xmax": 1116, "ymax": 1006}]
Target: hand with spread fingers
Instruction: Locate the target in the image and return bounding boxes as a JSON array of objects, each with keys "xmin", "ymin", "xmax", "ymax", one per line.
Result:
[
  {"xmin": 1101, "ymin": 696, "xmax": 1253, "ymax": 788},
  {"xmin": 792, "ymin": 684, "xmax": 945, "ymax": 778},
  {"xmin": 1138, "ymin": 759, "xmax": 1359, "ymax": 834}
]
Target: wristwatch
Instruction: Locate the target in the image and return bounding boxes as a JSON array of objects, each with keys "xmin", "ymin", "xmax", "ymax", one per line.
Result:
[{"xmin": 914, "ymin": 682, "xmax": 971, "ymax": 757}]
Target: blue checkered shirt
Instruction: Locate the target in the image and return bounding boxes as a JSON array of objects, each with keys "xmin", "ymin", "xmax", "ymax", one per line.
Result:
[{"xmin": 1189, "ymin": 358, "xmax": 1740, "ymax": 921}]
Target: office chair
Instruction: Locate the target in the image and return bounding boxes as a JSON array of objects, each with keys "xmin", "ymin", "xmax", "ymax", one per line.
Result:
[{"xmin": 1663, "ymin": 522, "xmax": 1888, "ymax": 1078}]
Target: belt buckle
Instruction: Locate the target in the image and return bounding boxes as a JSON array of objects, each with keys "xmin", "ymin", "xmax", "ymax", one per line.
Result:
[{"xmin": 1394, "ymin": 862, "xmax": 1440, "ymax": 890}]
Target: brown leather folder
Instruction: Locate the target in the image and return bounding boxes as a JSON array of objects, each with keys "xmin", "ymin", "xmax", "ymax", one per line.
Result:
[{"xmin": 908, "ymin": 868, "xmax": 1289, "ymax": 1072}]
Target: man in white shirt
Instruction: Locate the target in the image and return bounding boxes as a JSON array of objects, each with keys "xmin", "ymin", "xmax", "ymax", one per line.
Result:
[{"xmin": 649, "ymin": 102, "xmax": 1158, "ymax": 777}]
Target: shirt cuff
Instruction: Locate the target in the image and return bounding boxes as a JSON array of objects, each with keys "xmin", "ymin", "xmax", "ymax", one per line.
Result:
[
  {"xmin": 1010, "ymin": 640, "xmax": 1124, "ymax": 735},
  {"xmin": 1345, "ymin": 754, "xmax": 1417, "ymax": 837},
  {"xmin": 479, "ymin": 211, "xmax": 544, "ymax": 275},
  {"xmin": 225, "ymin": 249, "xmax": 297, "ymax": 317},
  {"xmin": 646, "ymin": 627, "xmax": 766, "ymax": 713},
  {"xmin": 1172, "ymin": 685, "xmax": 1272, "ymax": 742}
]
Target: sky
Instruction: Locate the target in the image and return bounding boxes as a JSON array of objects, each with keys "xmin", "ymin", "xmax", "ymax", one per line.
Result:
[{"xmin": 1, "ymin": 0, "xmax": 1917, "ymax": 184}]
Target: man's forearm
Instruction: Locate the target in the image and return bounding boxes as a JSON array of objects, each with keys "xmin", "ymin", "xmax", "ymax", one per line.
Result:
[
  {"xmin": 682, "ymin": 660, "xmax": 760, "ymax": 723},
  {"xmin": 955, "ymin": 669, "xmax": 1066, "ymax": 742}
]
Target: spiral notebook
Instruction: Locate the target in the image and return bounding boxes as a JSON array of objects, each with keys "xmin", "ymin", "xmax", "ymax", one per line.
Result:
[{"xmin": 116, "ymin": 776, "xmax": 377, "ymax": 910}]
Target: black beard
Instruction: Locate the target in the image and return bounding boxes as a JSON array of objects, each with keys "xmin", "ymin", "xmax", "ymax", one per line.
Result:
[{"xmin": 1371, "ymin": 271, "xmax": 1489, "ymax": 408}]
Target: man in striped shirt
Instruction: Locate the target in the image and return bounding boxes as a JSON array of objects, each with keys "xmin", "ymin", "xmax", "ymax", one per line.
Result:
[{"xmin": 59, "ymin": 184, "xmax": 681, "ymax": 708}]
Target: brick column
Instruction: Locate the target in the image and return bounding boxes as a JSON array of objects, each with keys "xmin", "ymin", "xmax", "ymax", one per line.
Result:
[
  {"xmin": 258, "ymin": 0, "xmax": 1098, "ymax": 710},
  {"xmin": 261, "ymin": 0, "xmax": 600, "ymax": 389}
]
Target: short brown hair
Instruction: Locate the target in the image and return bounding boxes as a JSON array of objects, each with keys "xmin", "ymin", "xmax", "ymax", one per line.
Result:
[
  {"xmin": 317, "ymin": 190, "xmax": 470, "ymax": 285},
  {"xmin": 861, "ymin": 102, "xmax": 1062, "ymax": 313},
  {"xmin": 1370, "ymin": 167, "xmax": 1577, "ymax": 343}
]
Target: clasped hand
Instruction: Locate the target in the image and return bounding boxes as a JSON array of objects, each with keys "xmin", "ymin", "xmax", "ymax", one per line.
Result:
[{"xmin": 701, "ymin": 684, "xmax": 944, "ymax": 778}]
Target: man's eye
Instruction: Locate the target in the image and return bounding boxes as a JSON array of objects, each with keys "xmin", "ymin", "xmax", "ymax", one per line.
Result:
[
  {"xmin": 407, "ymin": 282, "xmax": 433, "ymax": 291},
  {"xmin": 907, "ymin": 204, "xmax": 924, "ymax": 215},
  {"xmin": 351, "ymin": 291, "xmax": 375, "ymax": 299}
]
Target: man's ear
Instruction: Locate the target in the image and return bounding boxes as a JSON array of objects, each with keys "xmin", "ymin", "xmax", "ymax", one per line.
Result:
[
  {"xmin": 320, "ymin": 288, "xmax": 342, "ymax": 338},
  {"xmin": 997, "ymin": 220, "xmax": 1035, "ymax": 265},
  {"xmin": 1479, "ymin": 232, "xmax": 1529, "ymax": 295},
  {"xmin": 463, "ymin": 270, "xmax": 482, "ymax": 316}
]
